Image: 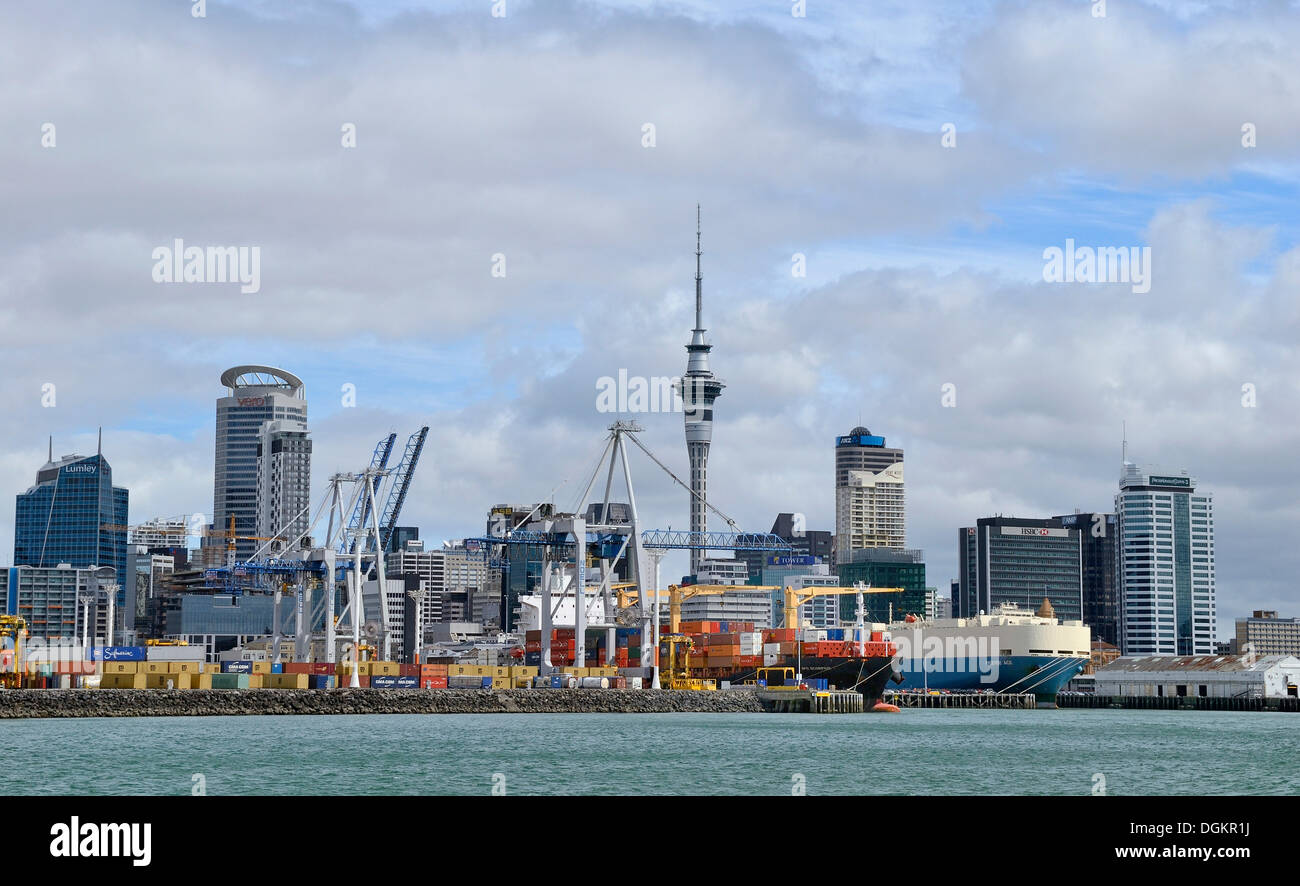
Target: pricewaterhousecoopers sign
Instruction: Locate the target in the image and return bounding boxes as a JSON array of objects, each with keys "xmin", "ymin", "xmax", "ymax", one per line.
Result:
[{"xmin": 1148, "ymin": 475, "xmax": 1192, "ymax": 487}]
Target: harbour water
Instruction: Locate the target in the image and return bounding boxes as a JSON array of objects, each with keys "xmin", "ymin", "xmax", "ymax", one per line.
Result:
[{"xmin": 3, "ymin": 709, "xmax": 1295, "ymax": 795}]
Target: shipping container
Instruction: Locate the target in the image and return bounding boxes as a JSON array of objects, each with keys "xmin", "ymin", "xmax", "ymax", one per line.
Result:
[
  {"xmin": 309, "ymin": 674, "xmax": 336, "ymax": 690},
  {"xmin": 578, "ymin": 676, "xmax": 609, "ymax": 689},
  {"xmin": 284, "ymin": 662, "xmax": 312, "ymax": 675},
  {"xmin": 420, "ymin": 676, "xmax": 447, "ymax": 689},
  {"xmin": 211, "ymin": 672, "xmax": 251, "ymax": 690},
  {"xmin": 222, "ymin": 661, "xmax": 254, "ymax": 674},
  {"xmin": 267, "ymin": 673, "xmax": 310, "ymax": 690},
  {"xmin": 100, "ymin": 673, "xmax": 147, "ymax": 689},
  {"xmin": 371, "ymin": 675, "xmax": 399, "ymax": 689},
  {"xmin": 102, "ymin": 661, "xmax": 138, "ymax": 674},
  {"xmin": 448, "ymin": 675, "xmax": 493, "ymax": 690},
  {"xmin": 144, "ymin": 672, "xmax": 191, "ymax": 690},
  {"xmin": 144, "ymin": 645, "xmax": 202, "ymax": 662}
]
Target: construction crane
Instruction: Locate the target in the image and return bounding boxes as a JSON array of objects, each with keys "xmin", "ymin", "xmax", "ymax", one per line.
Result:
[
  {"xmin": 0, "ymin": 615, "xmax": 28, "ymax": 689},
  {"xmin": 375, "ymin": 426, "xmax": 428, "ymax": 555}
]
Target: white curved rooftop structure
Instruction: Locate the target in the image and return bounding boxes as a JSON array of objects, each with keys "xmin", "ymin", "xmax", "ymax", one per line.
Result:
[{"xmin": 220, "ymin": 365, "xmax": 305, "ymax": 397}]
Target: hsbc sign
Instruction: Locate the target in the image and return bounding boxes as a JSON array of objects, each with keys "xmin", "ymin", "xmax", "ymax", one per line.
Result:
[{"xmin": 1001, "ymin": 526, "xmax": 1069, "ymax": 538}]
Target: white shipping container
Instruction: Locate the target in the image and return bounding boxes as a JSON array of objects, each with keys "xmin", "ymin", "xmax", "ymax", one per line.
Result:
[
  {"xmin": 628, "ymin": 676, "xmax": 644, "ymax": 690},
  {"xmin": 763, "ymin": 643, "xmax": 781, "ymax": 655},
  {"xmin": 763, "ymin": 654, "xmax": 780, "ymax": 666}
]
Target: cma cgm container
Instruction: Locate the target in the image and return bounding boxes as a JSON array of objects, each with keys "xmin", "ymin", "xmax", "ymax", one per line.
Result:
[{"xmin": 222, "ymin": 661, "xmax": 254, "ymax": 674}]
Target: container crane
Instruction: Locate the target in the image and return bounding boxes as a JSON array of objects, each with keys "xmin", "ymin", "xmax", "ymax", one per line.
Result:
[
  {"xmin": 0, "ymin": 615, "xmax": 28, "ymax": 689},
  {"xmin": 375, "ymin": 426, "xmax": 428, "ymax": 555},
  {"xmin": 782, "ymin": 584, "xmax": 905, "ymax": 655}
]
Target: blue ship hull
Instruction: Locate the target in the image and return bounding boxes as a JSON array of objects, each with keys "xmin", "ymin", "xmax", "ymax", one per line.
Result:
[{"xmin": 893, "ymin": 655, "xmax": 1086, "ymax": 704}]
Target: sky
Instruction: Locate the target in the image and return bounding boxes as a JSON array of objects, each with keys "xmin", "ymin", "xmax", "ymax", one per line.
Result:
[{"xmin": 2, "ymin": 0, "xmax": 1298, "ymax": 638}]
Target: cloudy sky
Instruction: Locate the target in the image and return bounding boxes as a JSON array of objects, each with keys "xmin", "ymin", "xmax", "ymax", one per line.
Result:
[{"xmin": 2, "ymin": 0, "xmax": 1297, "ymax": 637}]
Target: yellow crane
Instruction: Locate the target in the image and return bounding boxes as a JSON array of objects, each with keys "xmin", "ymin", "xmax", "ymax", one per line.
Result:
[
  {"xmin": 782, "ymin": 584, "xmax": 906, "ymax": 635},
  {"xmin": 615, "ymin": 584, "xmax": 782, "ymax": 634},
  {"xmin": 0, "ymin": 615, "xmax": 29, "ymax": 689}
]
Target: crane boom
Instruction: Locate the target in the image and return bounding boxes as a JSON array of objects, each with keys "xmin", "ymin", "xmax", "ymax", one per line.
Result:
[
  {"xmin": 343, "ymin": 433, "xmax": 396, "ymax": 554},
  {"xmin": 376, "ymin": 426, "xmax": 428, "ymax": 554},
  {"xmin": 782, "ymin": 584, "xmax": 905, "ymax": 630}
]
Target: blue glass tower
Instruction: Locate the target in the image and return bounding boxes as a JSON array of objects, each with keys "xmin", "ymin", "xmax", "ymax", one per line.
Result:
[{"xmin": 14, "ymin": 445, "xmax": 129, "ymax": 602}]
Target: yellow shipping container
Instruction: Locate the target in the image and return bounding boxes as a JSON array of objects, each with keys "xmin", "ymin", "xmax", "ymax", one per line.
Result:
[
  {"xmin": 144, "ymin": 672, "xmax": 192, "ymax": 690},
  {"xmin": 490, "ymin": 676, "xmax": 512, "ymax": 689},
  {"xmin": 103, "ymin": 662, "xmax": 138, "ymax": 674},
  {"xmin": 251, "ymin": 661, "xmax": 272, "ymax": 675},
  {"xmin": 510, "ymin": 666, "xmax": 539, "ymax": 678},
  {"xmin": 448, "ymin": 664, "xmax": 490, "ymax": 676},
  {"xmin": 371, "ymin": 661, "xmax": 399, "ymax": 676},
  {"xmin": 491, "ymin": 666, "xmax": 510, "ymax": 678},
  {"xmin": 101, "ymin": 673, "xmax": 146, "ymax": 689},
  {"xmin": 512, "ymin": 677, "xmax": 532, "ymax": 689},
  {"xmin": 191, "ymin": 673, "xmax": 213, "ymax": 690},
  {"xmin": 248, "ymin": 674, "xmax": 265, "ymax": 689},
  {"xmin": 203, "ymin": 663, "xmax": 222, "ymax": 674},
  {"xmin": 266, "ymin": 673, "xmax": 309, "ymax": 690},
  {"xmin": 337, "ymin": 661, "xmax": 372, "ymax": 676}
]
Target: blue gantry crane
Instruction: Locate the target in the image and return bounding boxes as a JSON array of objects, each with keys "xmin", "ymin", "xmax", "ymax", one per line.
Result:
[{"xmin": 374, "ymin": 426, "xmax": 428, "ymax": 555}]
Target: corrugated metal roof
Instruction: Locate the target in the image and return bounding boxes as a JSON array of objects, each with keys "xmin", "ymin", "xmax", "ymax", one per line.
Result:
[{"xmin": 1098, "ymin": 654, "xmax": 1300, "ymax": 674}]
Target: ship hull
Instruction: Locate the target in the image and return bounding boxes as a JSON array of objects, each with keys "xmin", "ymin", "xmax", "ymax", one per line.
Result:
[
  {"xmin": 705, "ymin": 655, "xmax": 898, "ymax": 705},
  {"xmin": 894, "ymin": 655, "xmax": 1086, "ymax": 704}
]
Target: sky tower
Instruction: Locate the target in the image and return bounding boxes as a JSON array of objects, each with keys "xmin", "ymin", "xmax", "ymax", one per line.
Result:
[{"xmin": 676, "ymin": 205, "xmax": 725, "ymax": 575}]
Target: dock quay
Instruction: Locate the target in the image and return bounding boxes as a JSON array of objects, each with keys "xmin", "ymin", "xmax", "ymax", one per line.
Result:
[
  {"xmin": 882, "ymin": 690, "xmax": 1037, "ymax": 709},
  {"xmin": 1058, "ymin": 693, "xmax": 1300, "ymax": 713},
  {"xmin": 755, "ymin": 688, "xmax": 864, "ymax": 713}
]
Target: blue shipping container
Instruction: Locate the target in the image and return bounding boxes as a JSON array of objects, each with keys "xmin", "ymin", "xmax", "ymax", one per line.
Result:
[
  {"xmin": 91, "ymin": 646, "xmax": 146, "ymax": 662},
  {"xmin": 271, "ymin": 662, "xmax": 284, "ymax": 673},
  {"xmin": 549, "ymin": 675, "xmax": 563, "ymax": 689},
  {"xmin": 222, "ymin": 661, "xmax": 254, "ymax": 673},
  {"xmin": 308, "ymin": 675, "xmax": 335, "ymax": 690},
  {"xmin": 395, "ymin": 676, "xmax": 418, "ymax": 689},
  {"xmin": 371, "ymin": 675, "xmax": 398, "ymax": 688}
]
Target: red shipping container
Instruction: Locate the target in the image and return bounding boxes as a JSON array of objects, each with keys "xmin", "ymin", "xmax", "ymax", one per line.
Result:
[
  {"xmin": 421, "ymin": 676, "xmax": 448, "ymax": 689},
  {"xmin": 399, "ymin": 664, "xmax": 419, "ymax": 677},
  {"xmin": 309, "ymin": 662, "xmax": 335, "ymax": 675},
  {"xmin": 284, "ymin": 662, "xmax": 312, "ymax": 675}
]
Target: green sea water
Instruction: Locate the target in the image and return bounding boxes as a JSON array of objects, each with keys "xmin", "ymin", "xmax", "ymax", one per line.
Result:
[{"xmin": 2, "ymin": 709, "xmax": 1295, "ymax": 795}]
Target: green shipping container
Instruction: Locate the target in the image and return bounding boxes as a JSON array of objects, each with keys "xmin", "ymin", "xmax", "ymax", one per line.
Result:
[{"xmin": 210, "ymin": 673, "xmax": 252, "ymax": 690}]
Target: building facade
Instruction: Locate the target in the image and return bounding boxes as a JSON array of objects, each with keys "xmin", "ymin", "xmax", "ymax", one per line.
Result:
[
  {"xmin": 956, "ymin": 517, "xmax": 1083, "ymax": 623},
  {"xmin": 1115, "ymin": 465, "xmax": 1215, "ymax": 655},
  {"xmin": 834, "ymin": 428, "xmax": 905, "ymax": 562},
  {"xmin": 836, "ymin": 547, "xmax": 927, "ymax": 623},
  {"xmin": 385, "ymin": 539, "xmax": 499, "ymax": 630},
  {"xmin": 13, "ymin": 449, "xmax": 128, "ymax": 600},
  {"xmin": 1055, "ymin": 511, "xmax": 1119, "ymax": 647},
  {"xmin": 255, "ymin": 419, "xmax": 313, "ymax": 554},
  {"xmin": 738, "ymin": 513, "xmax": 833, "ymax": 580},
  {"xmin": 5, "ymin": 564, "xmax": 118, "ymax": 642},
  {"xmin": 211, "ymin": 366, "xmax": 309, "ymax": 564},
  {"xmin": 1235, "ymin": 611, "xmax": 1300, "ymax": 657}
]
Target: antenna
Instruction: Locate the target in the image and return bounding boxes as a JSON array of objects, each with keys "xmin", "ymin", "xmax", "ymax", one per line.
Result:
[
  {"xmin": 1122, "ymin": 420, "xmax": 1127, "ymax": 465},
  {"xmin": 694, "ymin": 204, "xmax": 703, "ymax": 332},
  {"xmin": 48, "ymin": 436, "xmax": 52, "ymax": 462}
]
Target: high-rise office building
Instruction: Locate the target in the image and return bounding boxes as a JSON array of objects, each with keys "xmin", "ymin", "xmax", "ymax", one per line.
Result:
[
  {"xmin": 738, "ymin": 513, "xmax": 833, "ymax": 580},
  {"xmin": 956, "ymin": 517, "xmax": 1083, "ymax": 622},
  {"xmin": 674, "ymin": 207, "xmax": 725, "ymax": 575},
  {"xmin": 211, "ymin": 366, "xmax": 309, "ymax": 563},
  {"xmin": 255, "ymin": 420, "xmax": 313, "ymax": 554},
  {"xmin": 1116, "ymin": 464, "xmax": 1215, "ymax": 655},
  {"xmin": 387, "ymin": 538, "xmax": 499, "ymax": 629},
  {"xmin": 837, "ymin": 547, "xmax": 927, "ymax": 623},
  {"xmin": 834, "ymin": 428, "xmax": 905, "ymax": 562},
  {"xmin": 13, "ymin": 442, "xmax": 128, "ymax": 597},
  {"xmin": 131, "ymin": 517, "xmax": 188, "ymax": 549},
  {"xmin": 1055, "ymin": 511, "xmax": 1119, "ymax": 646}
]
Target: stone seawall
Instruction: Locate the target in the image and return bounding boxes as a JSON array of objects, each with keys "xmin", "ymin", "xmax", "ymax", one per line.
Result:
[{"xmin": 0, "ymin": 688, "xmax": 765, "ymax": 719}]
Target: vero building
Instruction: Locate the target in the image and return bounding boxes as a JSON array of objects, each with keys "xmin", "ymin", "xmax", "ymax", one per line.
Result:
[{"xmin": 1115, "ymin": 464, "xmax": 1215, "ymax": 656}]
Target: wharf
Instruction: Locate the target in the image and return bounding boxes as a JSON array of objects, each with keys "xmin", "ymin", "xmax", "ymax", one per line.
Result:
[
  {"xmin": 755, "ymin": 688, "xmax": 864, "ymax": 713},
  {"xmin": 882, "ymin": 690, "xmax": 1036, "ymax": 709},
  {"xmin": 1058, "ymin": 693, "xmax": 1300, "ymax": 712}
]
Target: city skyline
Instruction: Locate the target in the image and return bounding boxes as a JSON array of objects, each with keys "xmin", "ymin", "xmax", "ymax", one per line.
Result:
[{"xmin": 3, "ymin": 0, "xmax": 1297, "ymax": 641}]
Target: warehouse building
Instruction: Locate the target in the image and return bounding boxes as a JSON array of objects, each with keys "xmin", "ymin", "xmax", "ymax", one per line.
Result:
[{"xmin": 1095, "ymin": 654, "xmax": 1300, "ymax": 699}]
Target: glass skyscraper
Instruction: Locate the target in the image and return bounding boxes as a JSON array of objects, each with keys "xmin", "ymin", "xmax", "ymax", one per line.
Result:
[
  {"xmin": 13, "ymin": 450, "xmax": 129, "ymax": 613},
  {"xmin": 1116, "ymin": 464, "xmax": 1215, "ymax": 655}
]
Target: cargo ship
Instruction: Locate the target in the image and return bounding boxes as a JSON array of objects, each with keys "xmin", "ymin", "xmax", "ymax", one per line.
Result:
[{"xmin": 885, "ymin": 601, "xmax": 1090, "ymax": 705}]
